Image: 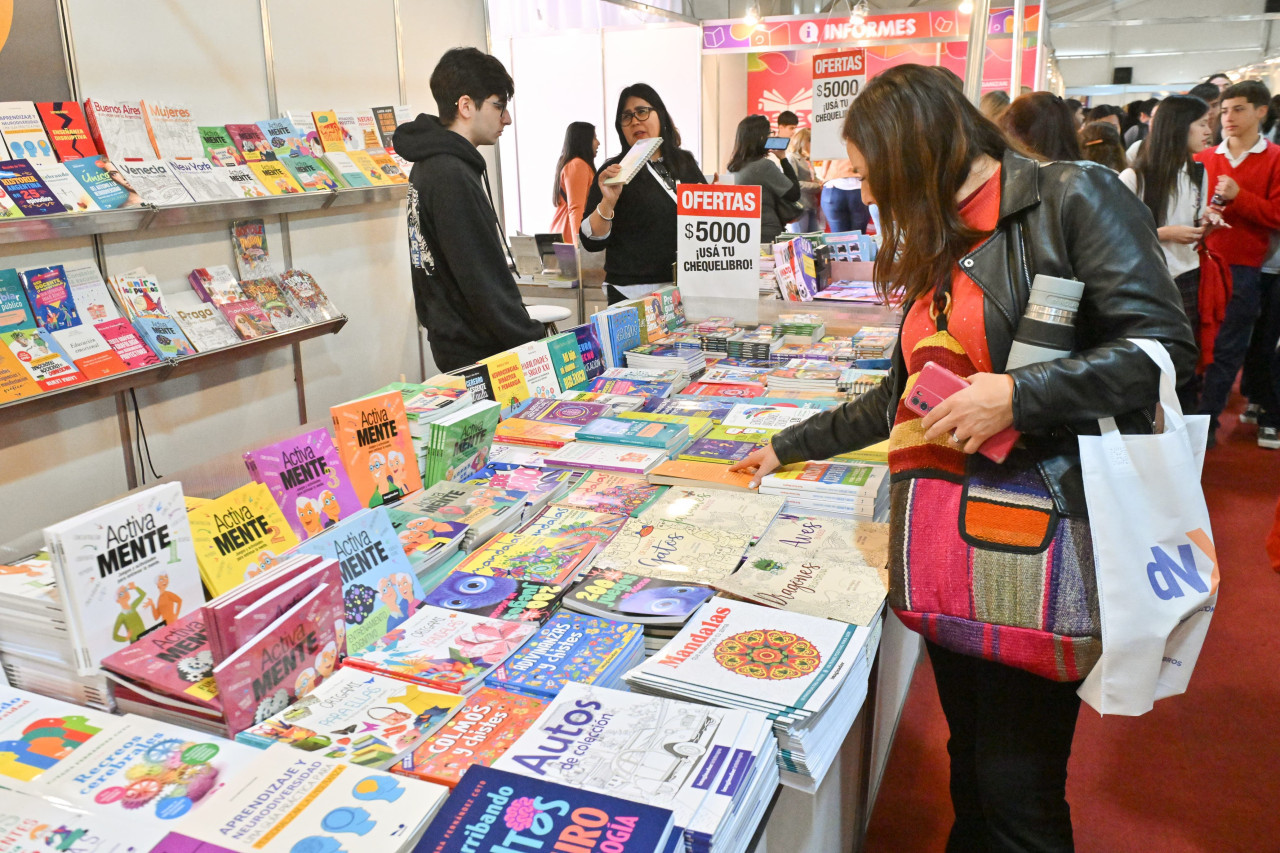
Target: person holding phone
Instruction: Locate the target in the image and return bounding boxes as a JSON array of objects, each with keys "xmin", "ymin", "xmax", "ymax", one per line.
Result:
[
  {"xmin": 581, "ymin": 84, "xmax": 705, "ymax": 305},
  {"xmin": 731, "ymin": 64, "xmax": 1195, "ymax": 851},
  {"xmin": 724, "ymin": 115, "xmax": 801, "ymax": 242}
]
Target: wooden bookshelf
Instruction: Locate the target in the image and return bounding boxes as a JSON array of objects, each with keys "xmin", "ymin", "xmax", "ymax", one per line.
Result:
[{"xmin": 0, "ymin": 317, "xmax": 346, "ymax": 424}]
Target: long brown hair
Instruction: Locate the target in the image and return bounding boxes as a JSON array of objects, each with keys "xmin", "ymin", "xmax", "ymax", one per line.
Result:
[
  {"xmin": 1078, "ymin": 120, "xmax": 1127, "ymax": 172},
  {"xmin": 842, "ymin": 64, "xmax": 1009, "ymax": 304},
  {"xmin": 1001, "ymin": 92, "xmax": 1083, "ymax": 161}
]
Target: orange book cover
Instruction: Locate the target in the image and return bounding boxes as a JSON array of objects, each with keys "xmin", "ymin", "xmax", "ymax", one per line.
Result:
[
  {"xmin": 493, "ymin": 417, "xmax": 578, "ymax": 449},
  {"xmin": 364, "ymin": 147, "xmax": 407, "ymax": 184},
  {"xmin": 0, "ymin": 344, "xmax": 42, "ymax": 402},
  {"xmin": 646, "ymin": 459, "xmax": 756, "ymax": 492},
  {"xmin": 312, "ymin": 111, "xmax": 346, "ymax": 153},
  {"xmin": 331, "ymin": 390, "xmax": 422, "ymax": 508}
]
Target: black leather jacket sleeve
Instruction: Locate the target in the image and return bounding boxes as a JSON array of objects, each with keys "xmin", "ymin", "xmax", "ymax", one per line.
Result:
[
  {"xmin": 1008, "ymin": 164, "xmax": 1198, "ymax": 433},
  {"xmin": 771, "ymin": 351, "xmax": 899, "ymax": 465}
]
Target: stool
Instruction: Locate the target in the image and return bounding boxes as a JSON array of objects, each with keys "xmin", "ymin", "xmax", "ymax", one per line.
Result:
[{"xmin": 526, "ymin": 304, "xmax": 572, "ymax": 336}]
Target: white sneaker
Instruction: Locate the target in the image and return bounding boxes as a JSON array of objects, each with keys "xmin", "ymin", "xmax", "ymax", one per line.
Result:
[
  {"xmin": 1259, "ymin": 427, "xmax": 1280, "ymax": 450},
  {"xmin": 1241, "ymin": 403, "xmax": 1263, "ymax": 425}
]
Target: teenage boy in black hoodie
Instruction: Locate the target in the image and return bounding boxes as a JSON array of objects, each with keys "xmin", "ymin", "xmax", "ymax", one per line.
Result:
[{"xmin": 395, "ymin": 48, "xmax": 543, "ymax": 372}]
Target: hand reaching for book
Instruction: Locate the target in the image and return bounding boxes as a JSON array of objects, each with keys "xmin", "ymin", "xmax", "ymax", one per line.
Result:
[{"xmin": 730, "ymin": 444, "xmax": 781, "ymax": 489}]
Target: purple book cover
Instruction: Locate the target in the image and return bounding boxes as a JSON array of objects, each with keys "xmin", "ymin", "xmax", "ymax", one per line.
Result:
[
  {"xmin": 211, "ymin": 582, "xmax": 342, "ymax": 735},
  {"xmin": 681, "ymin": 437, "xmax": 758, "ymax": 463},
  {"xmin": 99, "ymin": 609, "xmax": 221, "ymax": 713},
  {"xmin": 243, "ymin": 427, "xmax": 361, "ymax": 540},
  {"xmin": 152, "ymin": 834, "xmax": 239, "ymax": 853},
  {"xmin": 511, "ymin": 397, "xmax": 611, "ymax": 426},
  {"xmin": 0, "ymin": 159, "xmax": 62, "ymax": 216}
]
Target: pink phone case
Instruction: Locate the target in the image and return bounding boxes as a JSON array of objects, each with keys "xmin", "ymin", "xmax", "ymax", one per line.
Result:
[{"xmin": 906, "ymin": 362, "xmax": 1020, "ymax": 464}]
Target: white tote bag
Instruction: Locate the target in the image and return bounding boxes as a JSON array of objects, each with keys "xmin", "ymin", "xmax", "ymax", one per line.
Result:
[{"xmin": 1077, "ymin": 338, "xmax": 1219, "ymax": 716}]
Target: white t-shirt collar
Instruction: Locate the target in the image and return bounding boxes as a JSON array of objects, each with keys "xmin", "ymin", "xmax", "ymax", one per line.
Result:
[{"xmin": 1216, "ymin": 135, "xmax": 1267, "ymax": 168}]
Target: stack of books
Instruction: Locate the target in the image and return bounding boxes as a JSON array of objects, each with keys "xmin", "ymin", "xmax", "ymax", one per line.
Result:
[
  {"xmin": 625, "ymin": 341, "xmax": 708, "ymax": 380},
  {"xmin": 449, "ymin": 530, "xmax": 596, "ymax": 585},
  {"xmin": 399, "ymin": 480, "xmax": 531, "ymax": 551},
  {"xmin": 727, "ymin": 324, "xmax": 783, "ymax": 359},
  {"xmin": 517, "ymin": 504, "xmax": 629, "ymax": 549},
  {"xmin": 493, "ymin": 682, "xmax": 779, "ymax": 853},
  {"xmin": 493, "ymin": 397, "xmax": 611, "ymax": 448},
  {"xmin": 563, "ymin": 564, "xmax": 716, "ymax": 655},
  {"xmin": 838, "ymin": 366, "xmax": 889, "ymax": 396},
  {"xmin": 677, "ymin": 424, "xmax": 777, "ymax": 466},
  {"xmin": 485, "ymin": 610, "xmax": 645, "ymax": 700},
  {"xmin": 576, "ymin": 414, "xmax": 692, "ymax": 454},
  {"xmin": 624, "ymin": 597, "xmax": 882, "ymax": 791},
  {"xmin": 419, "ymin": 398, "xmax": 502, "ymax": 487},
  {"xmin": 759, "ymin": 461, "xmax": 889, "ymax": 519},
  {"xmin": 776, "ymin": 312, "xmax": 827, "ymax": 343},
  {"xmin": 542, "ymin": 440, "xmax": 669, "ymax": 475},
  {"xmin": 767, "ymin": 365, "xmax": 844, "ymax": 394},
  {"xmin": 850, "ymin": 324, "xmax": 900, "ymax": 359},
  {"xmin": 463, "ymin": 465, "xmax": 579, "ymax": 522}
]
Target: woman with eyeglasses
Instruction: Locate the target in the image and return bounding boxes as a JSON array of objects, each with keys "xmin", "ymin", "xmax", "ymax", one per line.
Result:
[{"xmin": 581, "ymin": 83, "xmax": 705, "ymax": 304}]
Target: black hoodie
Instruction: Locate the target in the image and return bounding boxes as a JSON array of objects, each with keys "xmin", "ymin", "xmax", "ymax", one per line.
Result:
[{"xmin": 394, "ymin": 114, "xmax": 543, "ymax": 373}]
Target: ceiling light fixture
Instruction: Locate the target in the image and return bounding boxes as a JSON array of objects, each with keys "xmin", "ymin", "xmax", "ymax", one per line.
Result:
[
  {"xmin": 744, "ymin": 3, "xmax": 761, "ymax": 26},
  {"xmin": 850, "ymin": 0, "xmax": 869, "ymax": 26},
  {"xmin": 959, "ymin": 0, "xmax": 973, "ymax": 14}
]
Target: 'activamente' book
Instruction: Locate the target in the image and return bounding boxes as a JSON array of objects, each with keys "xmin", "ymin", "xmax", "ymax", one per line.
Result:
[{"xmin": 187, "ymin": 481, "xmax": 300, "ymax": 597}]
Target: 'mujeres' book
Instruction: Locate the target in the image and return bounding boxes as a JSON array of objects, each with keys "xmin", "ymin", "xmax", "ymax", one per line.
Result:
[
  {"xmin": 243, "ymin": 427, "xmax": 362, "ymax": 541},
  {"xmin": 415, "ymin": 764, "xmax": 675, "ymax": 853}
]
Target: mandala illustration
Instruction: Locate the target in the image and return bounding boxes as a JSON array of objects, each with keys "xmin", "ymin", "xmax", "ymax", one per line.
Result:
[{"xmin": 713, "ymin": 629, "xmax": 822, "ymax": 680}]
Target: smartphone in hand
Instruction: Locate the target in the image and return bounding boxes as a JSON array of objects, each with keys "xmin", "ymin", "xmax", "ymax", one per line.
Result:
[{"xmin": 906, "ymin": 361, "xmax": 1020, "ymax": 464}]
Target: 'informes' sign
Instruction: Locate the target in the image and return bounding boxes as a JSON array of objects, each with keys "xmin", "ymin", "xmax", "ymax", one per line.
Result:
[
  {"xmin": 676, "ymin": 183, "xmax": 762, "ymax": 323},
  {"xmin": 810, "ymin": 49, "xmax": 865, "ymax": 161}
]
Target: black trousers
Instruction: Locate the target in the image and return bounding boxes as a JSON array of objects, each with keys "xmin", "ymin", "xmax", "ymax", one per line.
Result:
[
  {"xmin": 926, "ymin": 641, "xmax": 1083, "ymax": 853},
  {"xmin": 1173, "ymin": 268, "xmax": 1202, "ymax": 412}
]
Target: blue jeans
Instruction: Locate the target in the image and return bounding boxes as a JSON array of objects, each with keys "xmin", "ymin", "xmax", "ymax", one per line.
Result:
[
  {"xmin": 786, "ymin": 207, "xmax": 819, "ymax": 234},
  {"xmin": 820, "ymin": 185, "xmax": 871, "ymax": 233},
  {"xmin": 1199, "ymin": 264, "xmax": 1263, "ymax": 427}
]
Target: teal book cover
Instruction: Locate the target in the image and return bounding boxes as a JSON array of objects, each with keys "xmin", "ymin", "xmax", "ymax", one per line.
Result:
[
  {"xmin": 131, "ymin": 316, "xmax": 195, "ymax": 360},
  {"xmin": 281, "ymin": 154, "xmax": 341, "ymax": 191},
  {"xmin": 0, "ymin": 268, "xmax": 36, "ymax": 333},
  {"xmin": 545, "ymin": 330, "xmax": 588, "ymax": 391},
  {"xmin": 577, "ymin": 416, "xmax": 686, "ymax": 449}
]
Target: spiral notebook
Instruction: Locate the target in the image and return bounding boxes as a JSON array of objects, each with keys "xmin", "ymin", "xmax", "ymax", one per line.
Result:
[{"xmin": 602, "ymin": 136, "xmax": 663, "ymax": 185}]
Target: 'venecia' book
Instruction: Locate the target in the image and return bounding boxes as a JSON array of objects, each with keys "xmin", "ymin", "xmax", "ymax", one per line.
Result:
[
  {"xmin": 117, "ymin": 159, "xmax": 194, "ymax": 206},
  {"xmin": 42, "ymin": 482, "xmax": 205, "ymax": 675}
]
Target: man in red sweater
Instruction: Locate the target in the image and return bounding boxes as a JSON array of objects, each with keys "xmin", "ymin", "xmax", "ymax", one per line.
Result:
[{"xmin": 1196, "ymin": 80, "xmax": 1280, "ymax": 448}]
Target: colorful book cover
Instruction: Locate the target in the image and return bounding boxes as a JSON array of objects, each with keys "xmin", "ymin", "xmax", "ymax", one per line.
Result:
[
  {"xmin": 617, "ymin": 410, "xmax": 713, "ymax": 438},
  {"xmin": 156, "ymin": 750, "xmax": 448, "ymax": 851},
  {"xmin": 285, "ymin": 110, "xmax": 323, "ymax": 156},
  {"xmin": 167, "ymin": 158, "xmax": 237, "ymax": 202},
  {"xmin": 243, "ymin": 427, "xmax": 362, "ymax": 541},
  {"xmin": 365, "ymin": 147, "xmax": 408, "ymax": 183},
  {"xmin": 518, "ymin": 505, "xmax": 628, "ymax": 548},
  {"xmin": 423, "ymin": 571, "xmax": 564, "ymax": 625},
  {"xmin": 19, "ymin": 265, "xmax": 79, "ymax": 331},
  {"xmin": 345, "ymin": 605, "xmax": 536, "ymax": 693},
  {"xmin": 42, "ymin": 482, "xmax": 205, "ymax": 675},
  {"xmin": 291, "ymin": 507, "xmax": 426, "ymax": 656},
  {"xmin": 255, "ymin": 117, "xmax": 307, "ymax": 158},
  {"xmin": 486, "ymin": 612, "xmax": 643, "ymax": 701},
  {"xmin": 576, "ymin": 416, "xmax": 689, "ymax": 450},
  {"xmin": 553, "ymin": 470, "xmax": 664, "ymax": 517},
  {"xmin": 282, "ymin": 154, "xmax": 341, "ymax": 191},
  {"xmin": 36, "ymin": 100, "xmax": 98, "ymax": 160},
  {"xmin": 95, "ymin": 317, "xmax": 160, "ymax": 368},
  {"xmin": 345, "ymin": 149, "xmax": 394, "ymax": 186},
  {"xmin": 0, "ymin": 684, "xmax": 122, "ymax": 784},
  {"xmin": 0, "ymin": 787, "xmax": 171, "ymax": 852},
  {"xmin": 0, "ymin": 160, "xmax": 61, "ymax": 216},
  {"xmin": 321, "ymin": 151, "xmax": 372, "ymax": 188},
  {"xmin": 637, "ymin": 397, "xmax": 736, "ymax": 419},
  {"xmin": 451, "ymin": 532, "xmax": 594, "ymax": 586},
  {"xmin": 240, "ymin": 274, "xmax": 308, "ymax": 331},
  {"xmin": 238, "ymin": 667, "xmax": 465, "ymax": 767},
  {"xmin": 27, "ymin": 714, "xmax": 258, "ymax": 824},
  {"xmin": 230, "ymin": 218, "xmax": 271, "ymax": 279},
  {"xmin": 679, "ymin": 382, "xmax": 767, "ymax": 399},
  {"xmin": 677, "ymin": 427, "xmax": 773, "ymax": 465},
  {"xmin": 141, "ymin": 101, "xmax": 202, "ymax": 159},
  {"xmin": 117, "ymin": 159, "xmax": 194, "ymax": 206},
  {"xmin": 189, "ymin": 265, "xmax": 246, "ymax": 305},
  {"xmin": 0, "ymin": 328, "xmax": 84, "ymax": 390},
  {"xmin": 109, "ymin": 272, "xmax": 167, "ymax": 320},
  {"xmin": 584, "ymin": 376, "xmax": 675, "ymax": 397},
  {"xmin": 279, "ymin": 268, "xmax": 340, "ymax": 322},
  {"xmin": 591, "ymin": 518, "xmax": 751, "ymax": 585},
  {"xmin": 513, "ymin": 339, "xmax": 559, "ymax": 398},
  {"xmin": 479, "ymin": 350, "xmax": 532, "ymax": 418},
  {"xmin": 331, "ymin": 389, "xmax": 422, "ymax": 508},
  {"xmin": 218, "ymin": 163, "xmax": 269, "ymax": 197},
  {"xmin": 0, "ymin": 182, "xmax": 22, "ymax": 218},
  {"xmin": 370, "ymin": 106, "xmax": 399, "ymax": 149},
  {"xmin": 224, "ymin": 123, "xmax": 277, "ymax": 162},
  {"xmin": 721, "ymin": 404, "xmax": 821, "ymax": 430},
  {"xmin": 396, "ymin": 688, "xmax": 546, "ymax": 789},
  {"xmin": 187, "ymin": 481, "xmax": 300, "ymax": 597},
  {"xmin": 0, "ymin": 101, "xmax": 56, "ymax": 166},
  {"xmin": 218, "ymin": 299, "xmax": 276, "ymax": 339},
  {"xmin": 132, "ymin": 316, "xmax": 197, "ymax": 360},
  {"xmin": 0, "ymin": 267, "xmax": 33, "ymax": 332},
  {"xmin": 50, "ymin": 324, "xmax": 129, "ymax": 378},
  {"xmin": 570, "ymin": 322, "xmax": 606, "ymax": 382},
  {"xmin": 34, "ymin": 161, "xmax": 100, "ymax": 212},
  {"xmin": 508, "ymin": 397, "xmax": 611, "ymax": 427},
  {"xmin": 460, "ymin": 362, "xmax": 496, "ymax": 403},
  {"xmin": 99, "ymin": 609, "xmax": 220, "ymax": 714},
  {"xmin": 218, "ymin": 558, "xmax": 340, "ymax": 659},
  {"xmin": 386, "ymin": 509, "xmax": 468, "ymax": 576},
  {"xmin": 212, "ymin": 582, "xmax": 343, "ymax": 734},
  {"xmin": 0, "ymin": 344, "xmax": 42, "ymax": 401},
  {"xmin": 166, "ymin": 291, "xmax": 240, "ymax": 351},
  {"xmin": 492, "ymin": 417, "xmax": 579, "ymax": 450},
  {"xmin": 63, "ymin": 155, "xmax": 143, "ymax": 209},
  {"xmin": 564, "ymin": 566, "xmax": 715, "ymax": 625},
  {"xmin": 247, "ymin": 159, "xmax": 303, "ymax": 195},
  {"xmin": 542, "ymin": 442, "xmax": 667, "ymax": 475},
  {"xmin": 543, "ymin": 330, "xmax": 588, "ymax": 390},
  {"xmin": 81, "ymin": 97, "xmax": 152, "ymax": 161},
  {"xmin": 466, "ymin": 466, "xmax": 575, "ymax": 509},
  {"xmin": 198, "ymin": 125, "xmax": 243, "ymax": 166},
  {"xmin": 312, "ymin": 111, "xmax": 346, "ymax": 153},
  {"xmin": 424, "ymin": 401, "xmax": 502, "ymax": 487},
  {"xmin": 332, "ymin": 110, "xmax": 362, "ymax": 150},
  {"xmin": 353, "ymin": 110, "xmax": 382, "ymax": 149}
]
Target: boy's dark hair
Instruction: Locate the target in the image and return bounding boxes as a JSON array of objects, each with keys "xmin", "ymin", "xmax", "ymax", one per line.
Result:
[
  {"xmin": 1187, "ymin": 83, "xmax": 1220, "ymax": 104},
  {"xmin": 430, "ymin": 47, "xmax": 514, "ymax": 125},
  {"xmin": 1221, "ymin": 79, "xmax": 1271, "ymax": 109},
  {"xmin": 1142, "ymin": 97, "xmax": 1160, "ymax": 114},
  {"xmin": 1065, "ymin": 98, "xmax": 1083, "ymax": 113},
  {"xmin": 777, "ymin": 110, "xmax": 799, "ymax": 127}
]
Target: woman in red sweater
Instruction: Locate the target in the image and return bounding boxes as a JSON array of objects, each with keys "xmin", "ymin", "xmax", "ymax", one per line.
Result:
[{"xmin": 550, "ymin": 122, "xmax": 598, "ymax": 244}]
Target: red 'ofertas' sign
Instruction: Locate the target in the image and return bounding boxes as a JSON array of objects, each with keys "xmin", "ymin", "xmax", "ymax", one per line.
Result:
[
  {"xmin": 677, "ymin": 184, "xmax": 762, "ymax": 219},
  {"xmin": 812, "ymin": 49, "xmax": 865, "ymax": 80}
]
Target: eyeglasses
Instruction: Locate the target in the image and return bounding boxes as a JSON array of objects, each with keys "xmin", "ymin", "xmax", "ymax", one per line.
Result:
[
  {"xmin": 620, "ymin": 106, "xmax": 655, "ymax": 126},
  {"xmin": 486, "ymin": 98, "xmax": 510, "ymax": 114}
]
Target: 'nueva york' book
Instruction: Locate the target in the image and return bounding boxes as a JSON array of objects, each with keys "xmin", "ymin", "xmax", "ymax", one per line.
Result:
[{"xmin": 42, "ymin": 482, "xmax": 205, "ymax": 675}]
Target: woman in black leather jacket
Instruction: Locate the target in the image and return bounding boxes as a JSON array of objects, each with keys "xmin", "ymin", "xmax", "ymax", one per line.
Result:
[{"xmin": 734, "ymin": 66, "xmax": 1196, "ymax": 852}]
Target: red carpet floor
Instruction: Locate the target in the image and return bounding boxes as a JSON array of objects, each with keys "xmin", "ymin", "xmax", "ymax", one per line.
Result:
[{"xmin": 863, "ymin": 400, "xmax": 1280, "ymax": 853}]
